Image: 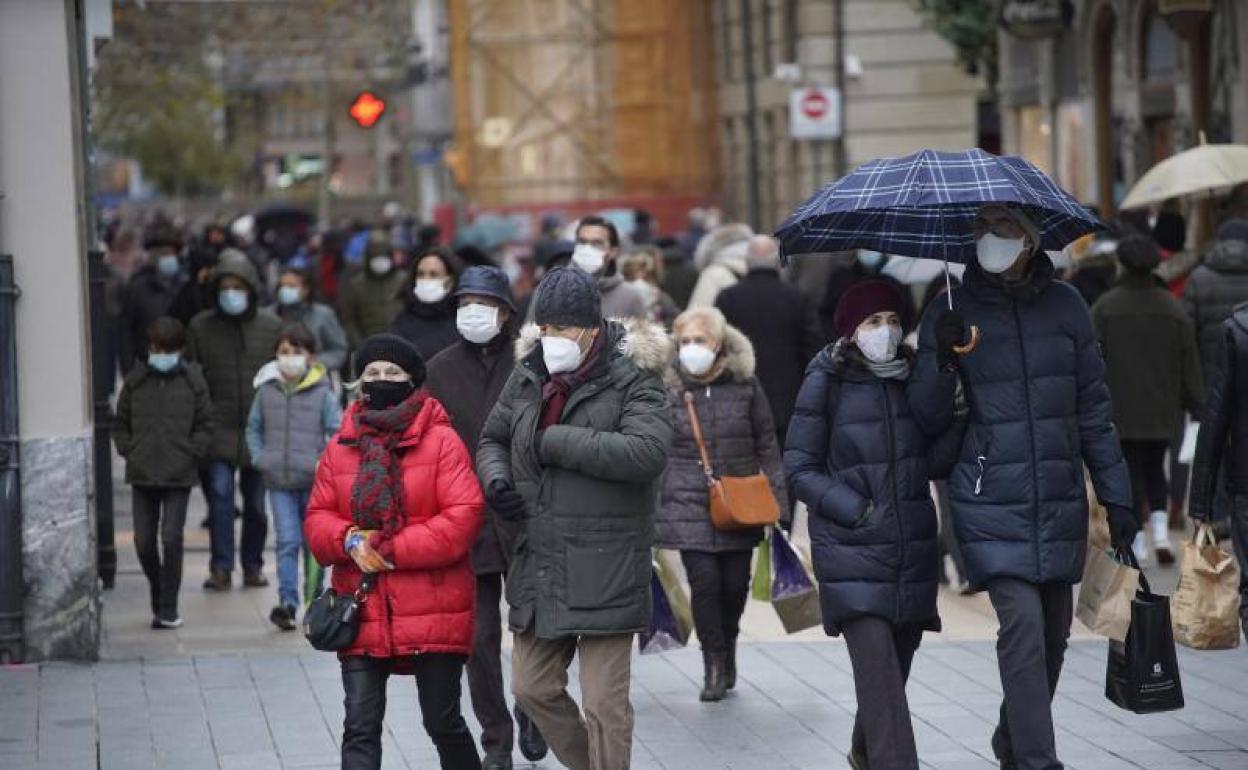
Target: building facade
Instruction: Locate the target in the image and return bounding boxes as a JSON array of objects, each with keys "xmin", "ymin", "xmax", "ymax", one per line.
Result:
[
  {"xmin": 997, "ymin": 0, "xmax": 1248, "ymax": 215},
  {"xmin": 710, "ymin": 0, "xmax": 984, "ymax": 232}
]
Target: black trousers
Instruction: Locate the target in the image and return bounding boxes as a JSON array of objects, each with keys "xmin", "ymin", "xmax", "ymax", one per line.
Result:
[
  {"xmin": 340, "ymin": 654, "xmax": 481, "ymax": 770},
  {"xmin": 842, "ymin": 617, "xmax": 923, "ymax": 770},
  {"xmin": 680, "ymin": 549, "xmax": 752, "ymax": 653},
  {"xmin": 1121, "ymin": 439, "xmax": 1169, "ymax": 517},
  {"xmin": 131, "ymin": 486, "xmax": 190, "ymax": 621},
  {"xmin": 988, "ymin": 579, "xmax": 1072, "ymax": 770},
  {"xmin": 466, "ymin": 572, "xmax": 513, "ymax": 762}
]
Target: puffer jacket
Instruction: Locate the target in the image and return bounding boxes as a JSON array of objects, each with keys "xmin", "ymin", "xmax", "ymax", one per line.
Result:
[
  {"xmin": 477, "ymin": 319, "xmax": 674, "ymax": 639},
  {"xmin": 656, "ymin": 324, "xmax": 787, "ymax": 552},
  {"xmin": 1191, "ymin": 307, "xmax": 1248, "ymax": 515},
  {"xmin": 340, "ymin": 269, "xmax": 409, "ymax": 349},
  {"xmin": 1092, "ymin": 272, "xmax": 1204, "ymax": 440},
  {"xmin": 304, "ymin": 397, "xmax": 484, "ymax": 658},
  {"xmin": 390, "ymin": 295, "xmax": 459, "ymax": 362},
  {"xmin": 119, "ymin": 264, "xmax": 186, "ymax": 372},
  {"xmin": 245, "ymin": 362, "xmax": 341, "ymax": 490},
  {"xmin": 187, "ymin": 255, "xmax": 282, "ymax": 466},
  {"xmin": 1184, "ymin": 238, "xmax": 1248, "ymax": 383},
  {"xmin": 908, "ymin": 257, "xmax": 1132, "ymax": 587},
  {"xmin": 113, "ymin": 360, "xmax": 215, "ymax": 488},
  {"xmin": 785, "ymin": 343, "xmax": 942, "ymax": 635}
]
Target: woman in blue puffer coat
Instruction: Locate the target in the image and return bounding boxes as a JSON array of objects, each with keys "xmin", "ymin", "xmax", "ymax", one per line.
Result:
[
  {"xmin": 908, "ymin": 203, "xmax": 1134, "ymax": 770},
  {"xmin": 785, "ymin": 280, "xmax": 955, "ymax": 770}
]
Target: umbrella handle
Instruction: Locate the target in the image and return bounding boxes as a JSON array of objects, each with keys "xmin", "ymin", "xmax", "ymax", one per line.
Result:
[{"xmin": 953, "ymin": 325, "xmax": 981, "ymax": 355}]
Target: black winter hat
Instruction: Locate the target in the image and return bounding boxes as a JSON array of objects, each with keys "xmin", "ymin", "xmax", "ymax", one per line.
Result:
[
  {"xmin": 1116, "ymin": 235, "xmax": 1161, "ymax": 273},
  {"xmin": 533, "ymin": 267, "xmax": 600, "ymax": 327},
  {"xmin": 455, "ymin": 265, "xmax": 516, "ymax": 310},
  {"xmin": 355, "ymin": 333, "xmax": 426, "ymax": 385},
  {"xmin": 1218, "ymin": 218, "xmax": 1248, "ymax": 245}
]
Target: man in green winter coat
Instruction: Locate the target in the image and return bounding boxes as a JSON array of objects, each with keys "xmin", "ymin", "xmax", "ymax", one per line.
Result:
[
  {"xmin": 477, "ymin": 267, "xmax": 673, "ymax": 770},
  {"xmin": 339, "ymin": 238, "xmax": 408, "ymax": 350},
  {"xmin": 187, "ymin": 249, "xmax": 282, "ymax": 590}
]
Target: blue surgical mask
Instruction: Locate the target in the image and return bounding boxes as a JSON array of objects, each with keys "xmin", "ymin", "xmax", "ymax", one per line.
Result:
[
  {"xmin": 277, "ymin": 285, "xmax": 303, "ymax": 306},
  {"xmin": 148, "ymin": 352, "xmax": 180, "ymax": 373},
  {"xmin": 157, "ymin": 254, "xmax": 181, "ymax": 278},
  {"xmin": 858, "ymin": 250, "xmax": 884, "ymax": 270},
  {"xmin": 218, "ymin": 288, "xmax": 249, "ymax": 316}
]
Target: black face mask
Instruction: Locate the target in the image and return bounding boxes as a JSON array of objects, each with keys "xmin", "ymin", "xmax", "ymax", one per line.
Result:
[{"xmin": 361, "ymin": 380, "xmax": 415, "ymax": 410}]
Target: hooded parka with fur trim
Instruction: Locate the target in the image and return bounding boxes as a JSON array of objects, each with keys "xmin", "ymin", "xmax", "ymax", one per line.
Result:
[{"xmin": 477, "ymin": 318, "xmax": 675, "ymax": 639}]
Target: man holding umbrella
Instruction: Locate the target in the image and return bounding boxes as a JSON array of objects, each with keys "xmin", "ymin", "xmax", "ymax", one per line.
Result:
[{"xmin": 909, "ymin": 203, "xmax": 1135, "ymax": 769}]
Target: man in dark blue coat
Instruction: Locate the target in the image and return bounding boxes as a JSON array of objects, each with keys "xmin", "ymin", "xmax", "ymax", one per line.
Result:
[{"xmin": 909, "ymin": 203, "xmax": 1135, "ymax": 770}]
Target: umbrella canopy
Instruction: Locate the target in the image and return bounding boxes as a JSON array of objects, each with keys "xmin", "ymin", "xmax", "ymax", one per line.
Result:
[
  {"xmin": 775, "ymin": 148, "xmax": 1102, "ymax": 263},
  {"xmin": 1119, "ymin": 143, "xmax": 1248, "ymax": 210}
]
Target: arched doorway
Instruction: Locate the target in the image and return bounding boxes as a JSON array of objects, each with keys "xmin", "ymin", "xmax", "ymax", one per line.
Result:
[{"xmin": 1092, "ymin": 5, "xmax": 1117, "ymax": 215}]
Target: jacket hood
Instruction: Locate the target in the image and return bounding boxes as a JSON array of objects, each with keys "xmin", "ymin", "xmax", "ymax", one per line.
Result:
[
  {"xmin": 1204, "ymin": 238, "xmax": 1248, "ymax": 274},
  {"xmin": 338, "ymin": 392, "xmax": 452, "ymax": 443},
  {"xmin": 665, "ymin": 320, "xmax": 756, "ymax": 387},
  {"xmin": 694, "ymin": 223, "xmax": 753, "ymax": 271},
  {"xmin": 211, "ymin": 249, "xmax": 260, "ymax": 292},
  {"xmin": 515, "ymin": 317, "xmax": 673, "ymax": 376},
  {"xmin": 253, "ymin": 360, "xmax": 329, "ymax": 391}
]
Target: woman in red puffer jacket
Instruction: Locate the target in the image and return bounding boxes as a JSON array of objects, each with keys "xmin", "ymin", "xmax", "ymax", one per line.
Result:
[{"xmin": 305, "ymin": 333, "xmax": 484, "ymax": 770}]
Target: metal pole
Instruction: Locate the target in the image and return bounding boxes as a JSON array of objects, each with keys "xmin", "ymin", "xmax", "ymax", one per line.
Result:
[
  {"xmin": 832, "ymin": 0, "xmax": 847, "ymax": 178},
  {"xmin": 740, "ymin": 0, "xmax": 762, "ymax": 228},
  {"xmin": 88, "ymin": 250, "xmax": 115, "ymax": 590},
  {"xmin": 318, "ymin": 8, "xmax": 336, "ymax": 227},
  {"xmin": 0, "ymin": 254, "xmax": 24, "ymax": 662}
]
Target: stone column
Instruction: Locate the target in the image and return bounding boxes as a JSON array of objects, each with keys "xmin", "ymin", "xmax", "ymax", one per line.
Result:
[{"xmin": 0, "ymin": 0, "xmax": 100, "ymax": 660}]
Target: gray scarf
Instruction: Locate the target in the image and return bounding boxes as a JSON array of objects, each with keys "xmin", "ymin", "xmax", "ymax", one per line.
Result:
[{"xmin": 865, "ymin": 356, "xmax": 911, "ymax": 381}]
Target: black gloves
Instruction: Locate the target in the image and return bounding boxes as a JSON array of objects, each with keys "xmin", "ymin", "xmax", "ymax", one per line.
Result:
[
  {"xmin": 935, "ymin": 311, "xmax": 966, "ymax": 370},
  {"xmin": 1106, "ymin": 505, "xmax": 1140, "ymax": 550},
  {"xmin": 487, "ymin": 480, "xmax": 528, "ymax": 522}
]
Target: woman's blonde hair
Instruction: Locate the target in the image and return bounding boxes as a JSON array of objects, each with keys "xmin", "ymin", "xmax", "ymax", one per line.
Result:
[{"xmin": 671, "ymin": 306, "xmax": 727, "ymax": 345}]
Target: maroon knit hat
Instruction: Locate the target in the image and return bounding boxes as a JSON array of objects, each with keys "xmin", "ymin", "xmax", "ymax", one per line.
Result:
[{"xmin": 834, "ymin": 280, "xmax": 905, "ymax": 338}]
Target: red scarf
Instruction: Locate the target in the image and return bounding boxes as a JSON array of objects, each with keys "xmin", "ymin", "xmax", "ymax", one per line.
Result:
[
  {"xmin": 539, "ymin": 330, "xmax": 606, "ymax": 429},
  {"xmin": 350, "ymin": 389, "xmax": 427, "ymax": 541}
]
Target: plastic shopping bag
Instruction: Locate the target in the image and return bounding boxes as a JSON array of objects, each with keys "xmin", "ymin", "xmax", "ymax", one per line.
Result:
[
  {"xmin": 769, "ymin": 527, "xmax": 821, "ymax": 633},
  {"xmin": 639, "ymin": 557, "xmax": 693, "ymax": 655},
  {"xmin": 1105, "ymin": 566, "xmax": 1185, "ymax": 714},
  {"xmin": 1172, "ymin": 523, "xmax": 1241, "ymax": 650},
  {"xmin": 1077, "ymin": 546, "xmax": 1140, "ymax": 642},
  {"xmin": 751, "ymin": 529, "xmax": 772, "ymax": 602}
]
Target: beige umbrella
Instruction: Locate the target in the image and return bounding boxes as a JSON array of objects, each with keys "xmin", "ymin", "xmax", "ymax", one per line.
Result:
[{"xmin": 1120, "ymin": 141, "xmax": 1248, "ymax": 210}]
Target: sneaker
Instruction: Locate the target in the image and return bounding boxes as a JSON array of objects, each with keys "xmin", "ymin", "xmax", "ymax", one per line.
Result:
[
  {"xmin": 202, "ymin": 569, "xmax": 232, "ymax": 591},
  {"xmin": 151, "ymin": 616, "xmax": 183, "ymax": 630},
  {"xmin": 1131, "ymin": 531, "xmax": 1151, "ymax": 567},
  {"xmin": 269, "ymin": 605, "xmax": 297, "ymax": 632},
  {"xmin": 243, "ymin": 569, "xmax": 269, "ymax": 588},
  {"xmin": 515, "ymin": 705, "xmax": 548, "ymax": 762},
  {"xmin": 1150, "ymin": 510, "xmax": 1175, "ymax": 565}
]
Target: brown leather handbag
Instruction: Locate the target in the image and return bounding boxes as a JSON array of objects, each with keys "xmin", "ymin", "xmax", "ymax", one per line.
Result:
[{"xmin": 684, "ymin": 391, "xmax": 781, "ymax": 531}]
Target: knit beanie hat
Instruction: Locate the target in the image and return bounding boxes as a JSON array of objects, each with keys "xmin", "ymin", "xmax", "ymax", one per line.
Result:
[
  {"xmin": 533, "ymin": 267, "xmax": 601, "ymax": 327},
  {"xmin": 834, "ymin": 280, "xmax": 905, "ymax": 338},
  {"xmin": 355, "ymin": 333, "xmax": 426, "ymax": 386},
  {"xmin": 1115, "ymin": 235, "xmax": 1161, "ymax": 274},
  {"xmin": 1218, "ymin": 219, "xmax": 1248, "ymax": 245}
]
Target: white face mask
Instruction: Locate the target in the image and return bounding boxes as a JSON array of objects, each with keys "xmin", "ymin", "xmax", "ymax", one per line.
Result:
[
  {"xmin": 414, "ymin": 279, "xmax": 449, "ymax": 304},
  {"xmin": 856, "ymin": 324, "xmax": 901, "ymax": 364},
  {"xmin": 277, "ymin": 353, "xmax": 309, "ymax": 379},
  {"xmin": 541, "ymin": 332, "xmax": 586, "ymax": 375},
  {"xmin": 456, "ymin": 303, "xmax": 501, "ymax": 344},
  {"xmin": 976, "ymin": 232, "xmax": 1026, "ymax": 274},
  {"xmin": 369, "ymin": 256, "xmax": 393, "ymax": 276},
  {"xmin": 679, "ymin": 343, "xmax": 718, "ymax": 376},
  {"xmin": 571, "ymin": 244, "xmax": 606, "ymax": 275}
]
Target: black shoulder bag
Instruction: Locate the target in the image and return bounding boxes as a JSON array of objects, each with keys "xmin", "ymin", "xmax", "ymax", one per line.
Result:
[{"xmin": 304, "ymin": 573, "xmax": 376, "ymax": 652}]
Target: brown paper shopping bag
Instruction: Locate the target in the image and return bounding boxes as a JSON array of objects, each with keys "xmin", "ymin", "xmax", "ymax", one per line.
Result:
[
  {"xmin": 1086, "ymin": 479, "xmax": 1111, "ymax": 552},
  {"xmin": 1172, "ymin": 524, "xmax": 1242, "ymax": 650},
  {"xmin": 1077, "ymin": 546, "xmax": 1140, "ymax": 642}
]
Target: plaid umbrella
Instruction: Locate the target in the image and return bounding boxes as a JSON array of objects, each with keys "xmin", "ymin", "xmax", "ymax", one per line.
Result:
[{"xmin": 775, "ymin": 148, "xmax": 1102, "ymax": 263}]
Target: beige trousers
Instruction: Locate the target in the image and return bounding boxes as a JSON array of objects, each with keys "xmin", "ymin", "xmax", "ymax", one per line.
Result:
[{"xmin": 510, "ymin": 631, "xmax": 634, "ymax": 770}]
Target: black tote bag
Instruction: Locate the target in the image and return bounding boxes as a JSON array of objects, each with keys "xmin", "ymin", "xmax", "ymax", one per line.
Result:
[{"xmin": 1105, "ymin": 555, "xmax": 1184, "ymax": 714}]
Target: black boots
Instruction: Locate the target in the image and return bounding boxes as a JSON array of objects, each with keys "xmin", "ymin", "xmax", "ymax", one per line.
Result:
[
  {"xmin": 700, "ymin": 651, "xmax": 728, "ymax": 702},
  {"xmin": 725, "ymin": 642, "xmax": 738, "ymax": 690}
]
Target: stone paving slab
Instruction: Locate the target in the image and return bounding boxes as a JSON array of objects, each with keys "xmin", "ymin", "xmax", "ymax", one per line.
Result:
[{"xmin": 4, "ymin": 639, "xmax": 1248, "ymax": 769}]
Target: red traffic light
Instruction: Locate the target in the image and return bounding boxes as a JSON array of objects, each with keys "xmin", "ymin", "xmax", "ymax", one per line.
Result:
[{"xmin": 349, "ymin": 91, "xmax": 386, "ymax": 129}]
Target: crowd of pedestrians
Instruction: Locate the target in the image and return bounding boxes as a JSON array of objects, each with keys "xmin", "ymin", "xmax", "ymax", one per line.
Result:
[{"xmin": 101, "ymin": 198, "xmax": 1248, "ymax": 769}]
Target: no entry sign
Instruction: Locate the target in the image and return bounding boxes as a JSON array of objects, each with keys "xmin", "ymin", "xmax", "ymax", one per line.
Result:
[{"xmin": 790, "ymin": 86, "xmax": 842, "ymax": 140}]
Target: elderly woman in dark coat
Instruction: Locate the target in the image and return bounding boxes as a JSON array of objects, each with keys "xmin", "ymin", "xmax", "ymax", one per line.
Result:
[
  {"xmin": 786, "ymin": 281, "xmax": 951, "ymax": 770},
  {"xmin": 656, "ymin": 307, "xmax": 787, "ymax": 703}
]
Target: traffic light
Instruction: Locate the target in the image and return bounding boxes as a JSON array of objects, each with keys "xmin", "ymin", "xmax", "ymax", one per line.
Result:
[{"xmin": 349, "ymin": 91, "xmax": 386, "ymax": 129}]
